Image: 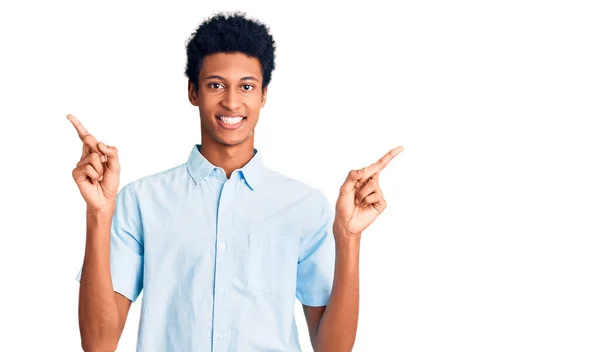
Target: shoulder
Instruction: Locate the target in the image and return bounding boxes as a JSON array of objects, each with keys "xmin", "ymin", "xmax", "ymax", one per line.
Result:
[
  {"xmin": 120, "ymin": 162, "xmax": 188, "ymax": 197},
  {"xmin": 261, "ymin": 167, "xmax": 332, "ymax": 214},
  {"xmin": 265, "ymin": 167, "xmax": 323, "ymax": 195}
]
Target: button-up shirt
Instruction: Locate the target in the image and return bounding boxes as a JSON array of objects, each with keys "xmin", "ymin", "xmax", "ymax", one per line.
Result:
[{"xmin": 76, "ymin": 144, "xmax": 336, "ymax": 351}]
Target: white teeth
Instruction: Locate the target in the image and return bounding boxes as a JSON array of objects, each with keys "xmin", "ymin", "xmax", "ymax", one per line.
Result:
[{"xmin": 218, "ymin": 116, "xmax": 244, "ymax": 125}]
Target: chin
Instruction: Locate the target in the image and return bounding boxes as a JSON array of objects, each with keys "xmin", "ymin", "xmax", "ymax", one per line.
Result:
[{"xmin": 216, "ymin": 134, "xmax": 250, "ymax": 147}]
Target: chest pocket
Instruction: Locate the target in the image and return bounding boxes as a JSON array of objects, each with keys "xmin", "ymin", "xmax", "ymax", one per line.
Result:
[{"xmin": 247, "ymin": 231, "xmax": 300, "ymax": 297}]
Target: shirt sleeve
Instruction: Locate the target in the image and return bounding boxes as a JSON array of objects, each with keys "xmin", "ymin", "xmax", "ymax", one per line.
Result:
[
  {"xmin": 296, "ymin": 189, "xmax": 336, "ymax": 307},
  {"xmin": 75, "ymin": 183, "xmax": 144, "ymax": 302}
]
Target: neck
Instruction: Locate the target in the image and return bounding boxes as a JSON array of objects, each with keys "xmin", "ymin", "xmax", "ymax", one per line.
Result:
[{"xmin": 199, "ymin": 131, "xmax": 255, "ymax": 179}]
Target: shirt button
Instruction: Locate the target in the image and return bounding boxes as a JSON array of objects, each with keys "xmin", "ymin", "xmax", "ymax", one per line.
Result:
[
  {"xmin": 216, "ymin": 333, "xmax": 223, "ymax": 340},
  {"xmin": 218, "ymin": 288, "xmax": 225, "ymax": 294},
  {"xmin": 219, "ymin": 243, "xmax": 227, "ymax": 250}
]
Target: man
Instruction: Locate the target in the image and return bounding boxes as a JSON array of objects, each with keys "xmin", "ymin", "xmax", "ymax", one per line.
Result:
[{"xmin": 72, "ymin": 11, "xmax": 402, "ymax": 352}]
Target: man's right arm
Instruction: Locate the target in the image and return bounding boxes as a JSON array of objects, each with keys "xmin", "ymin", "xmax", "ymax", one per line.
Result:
[
  {"xmin": 68, "ymin": 114, "xmax": 140, "ymax": 351},
  {"xmin": 78, "ymin": 208, "xmax": 131, "ymax": 352}
]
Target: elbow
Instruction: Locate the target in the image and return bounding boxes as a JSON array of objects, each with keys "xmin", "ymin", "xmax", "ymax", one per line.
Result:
[
  {"xmin": 80, "ymin": 330, "xmax": 119, "ymax": 352},
  {"xmin": 79, "ymin": 315, "xmax": 121, "ymax": 351},
  {"xmin": 314, "ymin": 338, "xmax": 355, "ymax": 352},
  {"xmin": 315, "ymin": 344, "xmax": 354, "ymax": 352},
  {"xmin": 81, "ymin": 340, "xmax": 118, "ymax": 352},
  {"xmin": 313, "ymin": 328, "xmax": 356, "ymax": 352}
]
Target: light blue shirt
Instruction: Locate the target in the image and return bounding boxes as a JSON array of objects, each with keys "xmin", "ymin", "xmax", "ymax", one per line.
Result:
[{"xmin": 76, "ymin": 144, "xmax": 336, "ymax": 351}]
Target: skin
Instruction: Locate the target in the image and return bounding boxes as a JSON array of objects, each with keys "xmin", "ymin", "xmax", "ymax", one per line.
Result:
[
  {"xmin": 187, "ymin": 52, "xmax": 267, "ymax": 178},
  {"xmin": 308, "ymin": 145, "xmax": 403, "ymax": 352},
  {"xmin": 68, "ymin": 114, "xmax": 129, "ymax": 352},
  {"xmin": 70, "ymin": 51, "xmax": 403, "ymax": 351}
]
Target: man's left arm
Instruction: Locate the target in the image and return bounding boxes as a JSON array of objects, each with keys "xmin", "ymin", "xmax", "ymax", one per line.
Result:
[
  {"xmin": 304, "ymin": 233, "xmax": 360, "ymax": 352},
  {"xmin": 304, "ymin": 146, "xmax": 403, "ymax": 352}
]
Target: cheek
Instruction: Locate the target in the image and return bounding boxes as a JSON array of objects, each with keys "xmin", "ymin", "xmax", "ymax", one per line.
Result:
[
  {"xmin": 247, "ymin": 95, "xmax": 265, "ymax": 110},
  {"xmin": 199, "ymin": 108, "xmax": 216, "ymax": 123},
  {"xmin": 198, "ymin": 97, "xmax": 217, "ymax": 115}
]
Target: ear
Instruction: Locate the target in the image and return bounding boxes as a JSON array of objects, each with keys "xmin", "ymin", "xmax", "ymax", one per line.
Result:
[
  {"xmin": 260, "ymin": 85, "xmax": 268, "ymax": 108},
  {"xmin": 188, "ymin": 80, "xmax": 199, "ymax": 106}
]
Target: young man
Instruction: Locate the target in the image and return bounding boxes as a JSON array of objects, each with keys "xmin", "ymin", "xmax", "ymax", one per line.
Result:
[{"xmin": 72, "ymin": 12, "xmax": 402, "ymax": 352}]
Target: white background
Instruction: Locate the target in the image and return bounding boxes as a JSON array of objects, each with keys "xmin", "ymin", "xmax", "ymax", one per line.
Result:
[{"xmin": 1, "ymin": 0, "xmax": 599, "ymax": 351}]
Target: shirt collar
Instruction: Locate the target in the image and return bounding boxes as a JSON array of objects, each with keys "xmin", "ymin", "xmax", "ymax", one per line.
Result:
[{"xmin": 186, "ymin": 144, "xmax": 264, "ymax": 190}]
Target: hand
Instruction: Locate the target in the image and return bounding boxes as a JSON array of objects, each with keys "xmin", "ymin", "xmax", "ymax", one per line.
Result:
[
  {"xmin": 333, "ymin": 146, "xmax": 404, "ymax": 239},
  {"xmin": 68, "ymin": 114, "xmax": 120, "ymax": 212}
]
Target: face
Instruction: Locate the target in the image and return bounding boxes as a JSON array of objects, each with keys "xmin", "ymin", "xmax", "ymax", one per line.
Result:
[{"xmin": 188, "ymin": 52, "xmax": 268, "ymax": 147}]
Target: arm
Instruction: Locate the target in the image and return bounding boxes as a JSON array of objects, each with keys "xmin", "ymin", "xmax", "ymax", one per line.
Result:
[
  {"xmin": 304, "ymin": 233, "xmax": 360, "ymax": 352},
  {"xmin": 305, "ymin": 146, "xmax": 403, "ymax": 351},
  {"xmin": 79, "ymin": 207, "xmax": 132, "ymax": 352},
  {"xmin": 67, "ymin": 114, "xmax": 133, "ymax": 351}
]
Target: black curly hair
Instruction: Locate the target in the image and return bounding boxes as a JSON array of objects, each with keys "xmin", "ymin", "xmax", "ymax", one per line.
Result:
[{"xmin": 184, "ymin": 11, "xmax": 276, "ymax": 93}]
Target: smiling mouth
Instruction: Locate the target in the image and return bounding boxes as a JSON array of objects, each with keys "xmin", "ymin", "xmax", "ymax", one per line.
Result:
[{"xmin": 216, "ymin": 116, "xmax": 246, "ymax": 125}]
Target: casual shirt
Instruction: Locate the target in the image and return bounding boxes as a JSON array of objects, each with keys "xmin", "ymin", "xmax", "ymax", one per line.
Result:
[{"xmin": 76, "ymin": 144, "xmax": 336, "ymax": 351}]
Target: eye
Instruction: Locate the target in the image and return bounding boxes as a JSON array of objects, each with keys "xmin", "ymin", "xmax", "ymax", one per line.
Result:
[
  {"xmin": 208, "ymin": 82, "xmax": 224, "ymax": 89},
  {"xmin": 241, "ymin": 84, "xmax": 254, "ymax": 91}
]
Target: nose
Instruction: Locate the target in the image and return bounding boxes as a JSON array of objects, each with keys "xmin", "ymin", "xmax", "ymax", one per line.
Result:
[{"xmin": 220, "ymin": 88, "xmax": 242, "ymax": 111}]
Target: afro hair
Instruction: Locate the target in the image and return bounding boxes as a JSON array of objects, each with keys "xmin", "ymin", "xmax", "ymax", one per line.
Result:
[{"xmin": 184, "ymin": 11, "xmax": 277, "ymax": 93}]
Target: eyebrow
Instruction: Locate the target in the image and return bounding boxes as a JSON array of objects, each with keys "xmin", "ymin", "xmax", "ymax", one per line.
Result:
[{"xmin": 204, "ymin": 75, "xmax": 259, "ymax": 82}]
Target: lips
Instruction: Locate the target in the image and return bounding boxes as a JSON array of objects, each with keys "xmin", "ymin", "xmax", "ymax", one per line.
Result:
[{"xmin": 216, "ymin": 115, "xmax": 246, "ymax": 129}]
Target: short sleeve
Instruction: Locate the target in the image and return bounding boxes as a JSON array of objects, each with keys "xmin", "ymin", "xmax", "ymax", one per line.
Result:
[
  {"xmin": 76, "ymin": 183, "xmax": 144, "ymax": 302},
  {"xmin": 296, "ymin": 190, "xmax": 336, "ymax": 307}
]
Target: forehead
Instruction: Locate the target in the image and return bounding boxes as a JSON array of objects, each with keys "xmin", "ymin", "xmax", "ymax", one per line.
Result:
[{"xmin": 200, "ymin": 52, "xmax": 263, "ymax": 81}]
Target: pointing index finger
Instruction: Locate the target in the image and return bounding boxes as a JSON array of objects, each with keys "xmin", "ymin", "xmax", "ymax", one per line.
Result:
[
  {"xmin": 362, "ymin": 146, "xmax": 404, "ymax": 179},
  {"xmin": 67, "ymin": 114, "xmax": 90, "ymax": 140}
]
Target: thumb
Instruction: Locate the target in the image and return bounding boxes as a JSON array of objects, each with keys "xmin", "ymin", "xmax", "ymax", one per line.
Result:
[{"xmin": 97, "ymin": 142, "xmax": 120, "ymax": 171}]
